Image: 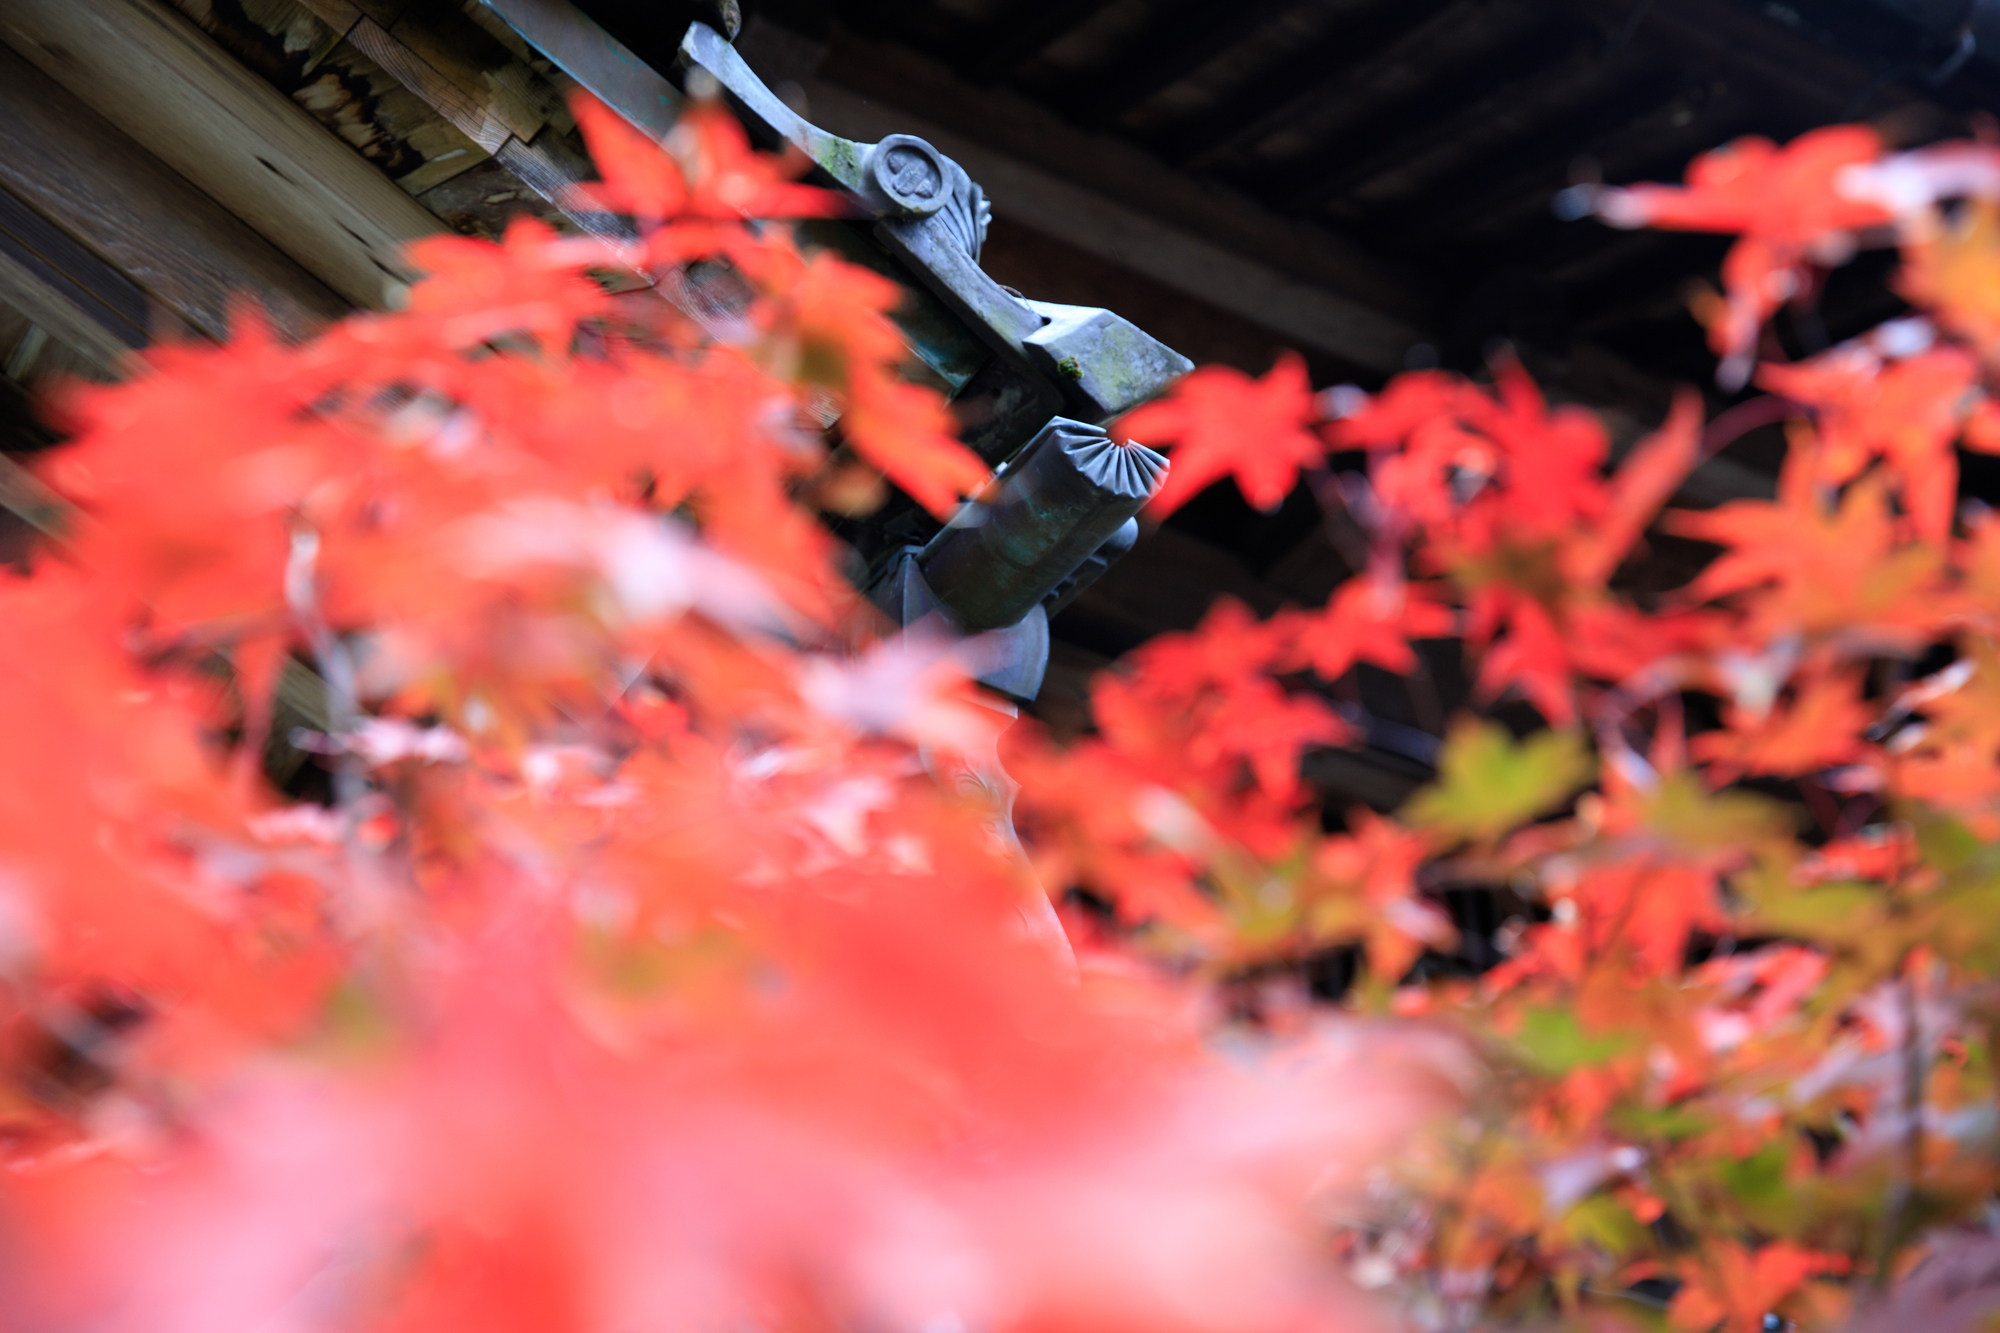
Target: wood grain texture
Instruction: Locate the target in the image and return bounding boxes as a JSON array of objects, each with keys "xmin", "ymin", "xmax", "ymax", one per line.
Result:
[
  {"xmin": 166, "ymin": 0, "xmax": 492, "ymax": 196},
  {"xmin": 388, "ymin": 0, "xmax": 561, "ymax": 143},
  {"xmin": 0, "ymin": 0, "xmax": 442, "ymax": 306},
  {"xmin": 293, "ymin": 33, "xmax": 493, "ymax": 193},
  {"xmin": 0, "ymin": 189, "xmax": 152, "ymax": 347},
  {"xmin": 0, "ymin": 42, "xmax": 346, "ymax": 341},
  {"xmin": 291, "ymin": 0, "xmax": 362, "ymax": 36},
  {"xmin": 416, "ymin": 153, "xmax": 566, "ymax": 238},
  {"xmin": 347, "ymin": 15, "xmax": 512, "ymax": 152},
  {"xmin": 0, "ymin": 252, "xmax": 134, "ymax": 379}
]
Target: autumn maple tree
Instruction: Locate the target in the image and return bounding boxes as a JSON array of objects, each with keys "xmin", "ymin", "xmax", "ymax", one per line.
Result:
[{"xmin": 8, "ymin": 87, "xmax": 2000, "ymax": 1333}]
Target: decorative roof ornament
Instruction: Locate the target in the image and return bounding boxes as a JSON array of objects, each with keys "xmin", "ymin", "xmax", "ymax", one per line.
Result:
[
  {"xmin": 862, "ymin": 133, "xmax": 991, "ymax": 261},
  {"xmin": 473, "ymin": 4, "xmax": 1194, "ymax": 700}
]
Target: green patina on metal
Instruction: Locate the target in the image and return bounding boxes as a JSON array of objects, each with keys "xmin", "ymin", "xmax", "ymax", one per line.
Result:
[
  {"xmin": 806, "ymin": 135, "xmax": 866, "ymax": 192},
  {"xmin": 917, "ymin": 421, "xmax": 1167, "ymax": 631}
]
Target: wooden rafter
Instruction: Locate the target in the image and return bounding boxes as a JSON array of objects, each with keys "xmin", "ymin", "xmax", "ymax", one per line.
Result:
[
  {"xmin": 0, "ymin": 0, "xmax": 441, "ymax": 307},
  {"xmin": 0, "ymin": 42, "xmax": 346, "ymax": 346}
]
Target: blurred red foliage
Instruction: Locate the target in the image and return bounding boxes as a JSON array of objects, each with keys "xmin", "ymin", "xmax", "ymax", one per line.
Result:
[{"xmin": 11, "ymin": 97, "xmax": 2000, "ymax": 1333}]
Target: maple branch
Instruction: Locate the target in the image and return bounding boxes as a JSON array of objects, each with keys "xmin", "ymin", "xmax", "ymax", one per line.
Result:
[
  {"xmin": 1402, "ymin": 650, "xmax": 1447, "ymax": 738},
  {"xmin": 1697, "ymin": 395, "xmax": 1803, "ymax": 465},
  {"xmin": 1302, "ymin": 465, "xmax": 1447, "ymax": 736},
  {"xmin": 284, "ymin": 525, "xmax": 365, "ymax": 813},
  {"xmin": 1303, "ymin": 465, "xmax": 1375, "ymax": 573},
  {"xmin": 1587, "ymin": 657, "xmax": 1698, "ymax": 790},
  {"xmin": 1878, "ymin": 948, "xmax": 1928, "ymax": 1284}
]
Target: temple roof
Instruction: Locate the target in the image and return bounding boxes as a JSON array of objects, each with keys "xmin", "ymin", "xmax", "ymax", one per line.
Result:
[{"xmin": 1, "ymin": 0, "xmax": 1992, "ymax": 794}]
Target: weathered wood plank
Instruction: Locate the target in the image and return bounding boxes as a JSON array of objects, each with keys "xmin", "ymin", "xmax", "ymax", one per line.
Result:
[
  {"xmin": 0, "ymin": 0, "xmax": 442, "ymax": 307},
  {"xmin": 291, "ymin": 0, "xmax": 362, "ymax": 37},
  {"xmin": 298, "ymin": 35, "xmax": 494, "ymax": 194},
  {"xmin": 0, "ymin": 179, "xmax": 154, "ymax": 377},
  {"xmin": 492, "ymin": 132, "xmax": 618, "ymax": 237},
  {"xmin": 0, "ymin": 42, "xmax": 346, "ymax": 341},
  {"xmin": 0, "ymin": 251, "xmax": 132, "ymax": 379},
  {"xmin": 0, "ymin": 309, "xmax": 104, "ymax": 391},
  {"xmin": 165, "ymin": 0, "xmax": 492, "ymax": 199},
  {"xmin": 472, "ymin": 0, "xmax": 683, "ymax": 139},
  {"xmin": 347, "ymin": 14, "xmax": 512, "ymax": 152},
  {"xmin": 0, "ymin": 189, "xmax": 154, "ymax": 348},
  {"xmin": 347, "ymin": 0, "xmax": 407, "ymax": 28},
  {"xmin": 801, "ymin": 80, "xmax": 1423, "ymax": 374},
  {"xmin": 389, "ymin": 0, "xmax": 562, "ymax": 143},
  {"xmin": 416, "ymin": 153, "xmax": 569, "ymax": 238},
  {"xmin": 172, "ymin": 0, "xmax": 350, "ymax": 83}
]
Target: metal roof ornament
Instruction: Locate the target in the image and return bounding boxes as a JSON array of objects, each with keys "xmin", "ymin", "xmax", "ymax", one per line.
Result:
[{"xmin": 473, "ymin": 4, "xmax": 1193, "ymax": 701}]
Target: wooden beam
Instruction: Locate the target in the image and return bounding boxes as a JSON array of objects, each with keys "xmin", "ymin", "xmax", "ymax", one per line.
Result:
[
  {"xmin": 345, "ymin": 15, "xmax": 514, "ymax": 153},
  {"xmin": 0, "ymin": 251, "xmax": 134, "ymax": 379},
  {"xmin": 387, "ymin": 2, "xmax": 565, "ymax": 145},
  {"xmin": 171, "ymin": 0, "xmax": 496, "ymax": 197},
  {"xmin": 1153, "ymin": 0, "xmax": 1460, "ymax": 169},
  {"xmin": 0, "ymin": 188, "xmax": 152, "ymax": 349},
  {"xmin": 799, "ymin": 80, "xmax": 1423, "ymax": 374},
  {"xmin": 0, "ymin": 41, "xmax": 346, "ymax": 343},
  {"xmin": 956, "ymin": 0, "xmax": 1119, "ymax": 85},
  {"xmin": 0, "ymin": 0, "xmax": 442, "ymax": 307},
  {"xmin": 1049, "ymin": 0, "xmax": 1299, "ymax": 130},
  {"xmin": 0, "ymin": 181, "xmax": 154, "ymax": 376},
  {"xmin": 1569, "ymin": 0, "xmax": 1928, "ymax": 127},
  {"xmin": 809, "ymin": 25, "xmax": 1432, "ymax": 323},
  {"xmin": 1258, "ymin": 15, "xmax": 1583, "ymax": 212},
  {"xmin": 472, "ymin": 0, "xmax": 683, "ymax": 138}
]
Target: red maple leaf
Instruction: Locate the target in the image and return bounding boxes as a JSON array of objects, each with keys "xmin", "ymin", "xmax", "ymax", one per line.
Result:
[
  {"xmin": 1291, "ymin": 575, "xmax": 1455, "ymax": 680},
  {"xmin": 1600, "ymin": 127, "xmax": 1889, "ymax": 242},
  {"xmin": 1123, "ymin": 597, "xmax": 1295, "ymax": 697},
  {"xmin": 1310, "ymin": 810, "xmax": 1452, "ymax": 979},
  {"xmin": 1466, "ymin": 357, "xmax": 1610, "ymax": 545},
  {"xmin": 785, "ymin": 254, "xmax": 988, "ymax": 516},
  {"xmin": 1759, "ymin": 344, "xmax": 1976, "ymax": 541},
  {"xmin": 1597, "ymin": 127, "xmax": 1892, "ymax": 383},
  {"xmin": 1668, "ymin": 470, "xmax": 1955, "ymax": 648},
  {"xmin": 1468, "ymin": 588, "xmax": 1578, "ymax": 727},
  {"xmin": 405, "ymin": 216, "xmax": 613, "ymax": 354},
  {"xmin": 1563, "ymin": 387, "xmax": 1703, "ymax": 584},
  {"xmin": 1322, "ymin": 370, "xmax": 1480, "ymax": 532},
  {"xmin": 669, "ymin": 101, "xmax": 844, "ymax": 221},
  {"xmin": 566, "ymin": 93, "xmax": 690, "ymax": 225},
  {"xmin": 567, "ymin": 93, "xmax": 840, "ymax": 225},
  {"xmin": 1670, "ymin": 1240, "xmax": 1849, "ymax": 1333},
  {"xmin": 1572, "ymin": 861, "xmax": 1725, "ymax": 977},
  {"xmin": 1192, "ymin": 676, "xmax": 1350, "ymax": 800},
  {"xmin": 1690, "ymin": 667, "xmax": 1873, "ymax": 780},
  {"xmin": 1113, "ymin": 350, "xmax": 1323, "ymax": 515}
]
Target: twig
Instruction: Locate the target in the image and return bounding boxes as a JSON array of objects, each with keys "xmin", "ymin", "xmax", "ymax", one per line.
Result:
[
  {"xmin": 1879, "ymin": 954, "xmax": 1927, "ymax": 1283},
  {"xmin": 284, "ymin": 527, "xmax": 366, "ymax": 812}
]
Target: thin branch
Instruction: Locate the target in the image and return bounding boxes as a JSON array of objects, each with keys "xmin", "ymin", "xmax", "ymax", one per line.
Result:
[{"xmin": 284, "ymin": 526, "xmax": 366, "ymax": 812}]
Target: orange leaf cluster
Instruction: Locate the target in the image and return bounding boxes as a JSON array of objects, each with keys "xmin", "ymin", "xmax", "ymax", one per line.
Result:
[
  {"xmin": 1031, "ymin": 117, "xmax": 2000, "ymax": 1332},
  {"xmin": 13, "ymin": 88, "xmax": 2000, "ymax": 1333},
  {"xmin": 0, "ymin": 92, "xmax": 1461, "ymax": 1333}
]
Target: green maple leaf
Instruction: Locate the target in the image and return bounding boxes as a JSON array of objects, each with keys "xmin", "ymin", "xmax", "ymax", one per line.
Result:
[
  {"xmin": 1511, "ymin": 1007, "xmax": 1633, "ymax": 1074},
  {"xmin": 1403, "ymin": 716, "xmax": 1592, "ymax": 842}
]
